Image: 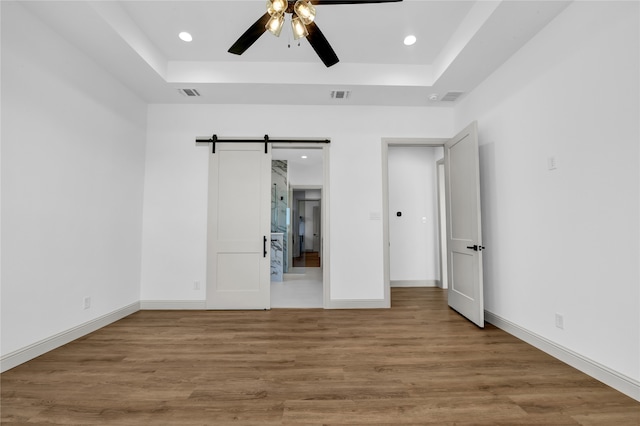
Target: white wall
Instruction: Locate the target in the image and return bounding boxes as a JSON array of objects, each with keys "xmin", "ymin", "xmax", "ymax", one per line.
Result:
[
  {"xmin": 455, "ymin": 1, "xmax": 639, "ymax": 384},
  {"xmin": 140, "ymin": 105, "xmax": 453, "ymax": 302},
  {"xmin": 289, "ymin": 157, "xmax": 323, "ymax": 187},
  {"xmin": 303, "ymin": 189, "xmax": 321, "ymax": 200},
  {"xmin": 1, "ymin": 3, "xmax": 147, "ymax": 357},
  {"xmin": 388, "ymin": 146, "xmax": 443, "ymax": 283}
]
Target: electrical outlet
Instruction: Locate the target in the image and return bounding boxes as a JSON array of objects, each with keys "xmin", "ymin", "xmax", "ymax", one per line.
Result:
[
  {"xmin": 555, "ymin": 313, "xmax": 564, "ymax": 330},
  {"xmin": 194, "ymin": 281, "xmax": 200, "ymax": 290},
  {"xmin": 547, "ymin": 156, "xmax": 558, "ymax": 170},
  {"xmin": 83, "ymin": 297, "xmax": 91, "ymax": 310}
]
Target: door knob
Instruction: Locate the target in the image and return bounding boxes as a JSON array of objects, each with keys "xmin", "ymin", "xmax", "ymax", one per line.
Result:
[{"xmin": 466, "ymin": 245, "xmax": 486, "ymax": 251}]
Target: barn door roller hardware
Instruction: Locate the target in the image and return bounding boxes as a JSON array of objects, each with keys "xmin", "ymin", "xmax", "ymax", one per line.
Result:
[{"xmin": 196, "ymin": 134, "xmax": 330, "ymax": 154}]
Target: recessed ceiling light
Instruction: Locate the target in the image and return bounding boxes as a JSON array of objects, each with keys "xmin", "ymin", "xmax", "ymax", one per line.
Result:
[
  {"xmin": 404, "ymin": 35, "xmax": 417, "ymax": 46},
  {"xmin": 301, "ymin": 155, "xmax": 308, "ymax": 159},
  {"xmin": 179, "ymin": 32, "xmax": 193, "ymax": 42}
]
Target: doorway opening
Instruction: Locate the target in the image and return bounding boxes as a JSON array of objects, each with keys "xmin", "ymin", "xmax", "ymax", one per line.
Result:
[
  {"xmin": 382, "ymin": 123, "xmax": 484, "ymax": 327},
  {"xmin": 270, "ymin": 146, "xmax": 327, "ymax": 308},
  {"xmin": 436, "ymin": 159, "xmax": 448, "ymax": 289},
  {"xmin": 382, "ymin": 138, "xmax": 448, "ymax": 306},
  {"xmin": 293, "ymin": 197, "xmax": 321, "ymax": 268}
]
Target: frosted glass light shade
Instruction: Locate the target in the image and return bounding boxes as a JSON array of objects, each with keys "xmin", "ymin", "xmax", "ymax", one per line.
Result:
[
  {"xmin": 266, "ymin": 13, "xmax": 285, "ymax": 36},
  {"xmin": 291, "ymin": 15, "xmax": 308, "ymax": 40},
  {"xmin": 267, "ymin": 0, "xmax": 288, "ymax": 16},
  {"xmin": 294, "ymin": 0, "xmax": 316, "ymax": 25}
]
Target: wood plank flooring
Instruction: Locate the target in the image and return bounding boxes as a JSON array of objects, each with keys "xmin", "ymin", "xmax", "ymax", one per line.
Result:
[
  {"xmin": 293, "ymin": 252, "xmax": 321, "ymax": 268},
  {"xmin": 2, "ymin": 288, "xmax": 638, "ymax": 425}
]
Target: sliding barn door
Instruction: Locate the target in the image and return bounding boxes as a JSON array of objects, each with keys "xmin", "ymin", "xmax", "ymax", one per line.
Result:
[
  {"xmin": 445, "ymin": 122, "xmax": 484, "ymax": 327},
  {"xmin": 206, "ymin": 143, "xmax": 271, "ymax": 309}
]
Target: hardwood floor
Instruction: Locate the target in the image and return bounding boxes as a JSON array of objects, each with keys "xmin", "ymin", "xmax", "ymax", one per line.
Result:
[
  {"xmin": 2, "ymin": 288, "xmax": 638, "ymax": 425},
  {"xmin": 293, "ymin": 251, "xmax": 321, "ymax": 268}
]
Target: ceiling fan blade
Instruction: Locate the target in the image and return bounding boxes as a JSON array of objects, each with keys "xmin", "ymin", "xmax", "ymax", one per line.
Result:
[
  {"xmin": 228, "ymin": 12, "xmax": 271, "ymax": 55},
  {"xmin": 311, "ymin": 0, "xmax": 402, "ymax": 4},
  {"xmin": 306, "ymin": 21, "xmax": 339, "ymax": 68}
]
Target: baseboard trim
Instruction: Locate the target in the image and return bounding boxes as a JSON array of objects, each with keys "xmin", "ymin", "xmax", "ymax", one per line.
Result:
[
  {"xmin": 485, "ymin": 310, "xmax": 640, "ymax": 402},
  {"xmin": 1, "ymin": 302, "xmax": 139, "ymax": 373},
  {"xmin": 140, "ymin": 300, "xmax": 206, "ymax": 310},
  {"xmin": 325, "ymin": 299, "xmax": 389, "ymax": 309},
  {"xmin": 391, "ymin": 280, "xmax": 439, "ymax": 288},
  {"xmin": 141, "ymin": 299, "xmax": 386, "ymax": 310}
]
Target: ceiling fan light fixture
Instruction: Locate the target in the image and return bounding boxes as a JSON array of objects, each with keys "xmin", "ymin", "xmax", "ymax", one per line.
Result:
[
  {"xmin": 266, "ymin": 13, "xmax": 286, "ymax": 37},
  {"xmin": 291, "ymin": 15, "xmax": 309, "ymax": 40},
  {"xmin": 294, "ymin": 0, "xmax": 316, "ymax": 25},
  {"xmin": 267, "ymin": 0, "xmax": 288, "ymax": 16}
]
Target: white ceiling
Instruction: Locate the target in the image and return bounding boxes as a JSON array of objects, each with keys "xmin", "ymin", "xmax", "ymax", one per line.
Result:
[
  {"xmin": 22, "ymin": 0, "xmax": 571, "ymax": 106},
  {"xmin": 120, "ymin": 1, "xmax": 474, "ymax": 64}
]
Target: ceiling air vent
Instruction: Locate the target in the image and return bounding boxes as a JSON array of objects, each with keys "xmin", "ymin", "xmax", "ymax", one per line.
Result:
[
  {"xmin": 178, "ymin": 88, "xmax": 201, "ymax": 97},
  {"xmin": 441, "ymin": 91, "xmax": 464, "ymax": 102},
  {"xmin": 330, "ymin": 90, "xmax": 351, "ymax": 100}
]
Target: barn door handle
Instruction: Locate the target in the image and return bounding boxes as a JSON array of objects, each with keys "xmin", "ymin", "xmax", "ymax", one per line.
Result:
[
  {"xmin": 466, "ymin": 245, "xmax": 486, "ymax": 252},
  {"xmin": 263, "ymin": 236, "xmax": 267, "ymax": 258}
]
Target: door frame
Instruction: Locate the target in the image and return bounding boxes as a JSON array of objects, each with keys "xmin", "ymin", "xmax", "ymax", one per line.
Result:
[
  {"xmin": 272, "ymin": 142, "xmax": 330, "ymax": 308},
  {"xmin": 436, "ymin": 159, "xmax": 448, "ymax": 289},
  {"xmin": 381, "ymin": 138, "xmax": 448, "ymax": 307}
]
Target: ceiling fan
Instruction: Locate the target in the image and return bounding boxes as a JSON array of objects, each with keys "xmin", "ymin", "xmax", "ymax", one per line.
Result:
[{"xmin": 228, "ymin": 0, "xmax": 403, "ymax": 68}]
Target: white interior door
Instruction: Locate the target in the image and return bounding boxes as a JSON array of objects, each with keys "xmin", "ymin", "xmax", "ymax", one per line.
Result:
[
  {"xmin": 206, "ymin": 143, "xmax": 271, "ymax": 309},
  {"xmin": 445, "ymin": 122, "xmax": 484, "ymax": 327}
]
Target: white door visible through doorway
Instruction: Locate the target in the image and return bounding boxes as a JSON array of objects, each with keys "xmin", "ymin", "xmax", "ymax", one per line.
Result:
[{"xmin": 206, "ymin": 143, "xmax": 271, "ymax": 309}]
